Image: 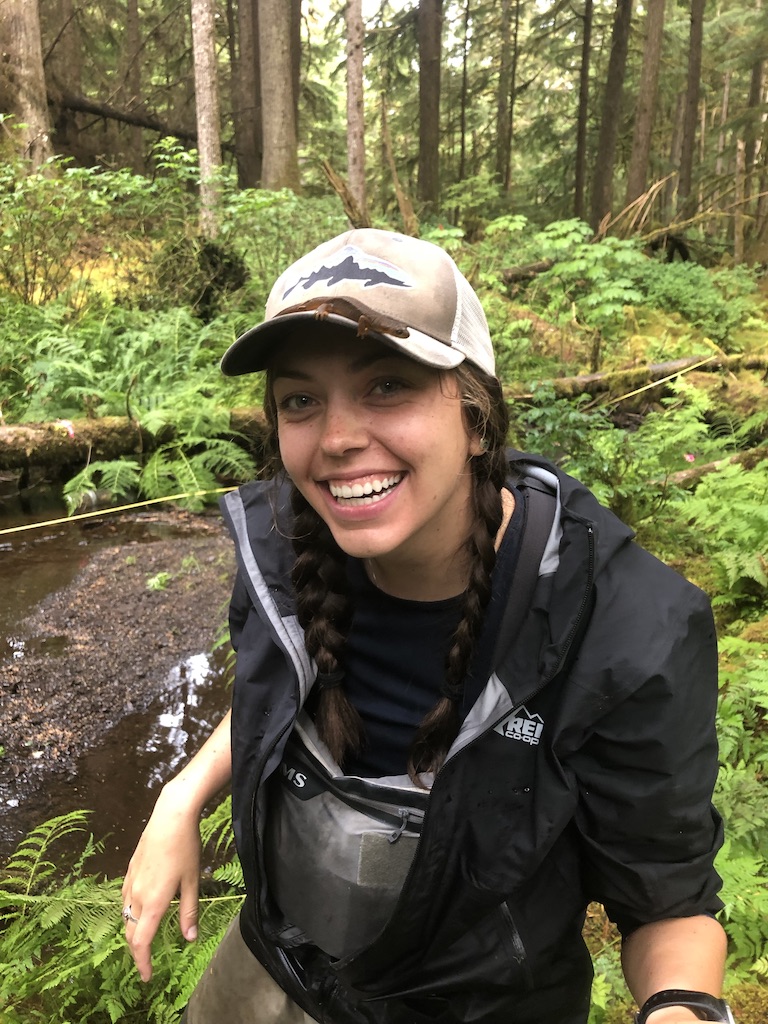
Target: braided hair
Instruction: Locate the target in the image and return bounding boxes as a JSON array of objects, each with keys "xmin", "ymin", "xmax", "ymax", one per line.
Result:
[{"xmin": 263, "ymin": 362, "xmax": 510, "ymax": 783}]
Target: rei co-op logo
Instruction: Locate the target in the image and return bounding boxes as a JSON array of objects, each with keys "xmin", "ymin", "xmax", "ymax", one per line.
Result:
[
  {"xmin": 494, "ymin": 705, "xmax": 544, "ymax": 746},
  {"xmin": 282, "ymin": 245, "xmax": 414, "ymax": 300}
]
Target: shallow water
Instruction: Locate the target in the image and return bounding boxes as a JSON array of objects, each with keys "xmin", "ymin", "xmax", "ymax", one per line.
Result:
[
  {"xmin": 0, "ymin": 488, "xmax": 231, "ymax": 877},
  {"xmin": 0, "ymin": 652, "xmax": 229, "ymax": 877}
]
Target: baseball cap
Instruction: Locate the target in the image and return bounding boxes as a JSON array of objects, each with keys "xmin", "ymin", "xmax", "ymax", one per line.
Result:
[{"xmin": 220, "ymin": 228, "xmax": 496, "ymax": 377}]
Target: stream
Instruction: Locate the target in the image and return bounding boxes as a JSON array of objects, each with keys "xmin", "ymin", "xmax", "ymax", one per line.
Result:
[{"xmin": 0, "ymin": 485, "xmax": 232, "ymax": 878}]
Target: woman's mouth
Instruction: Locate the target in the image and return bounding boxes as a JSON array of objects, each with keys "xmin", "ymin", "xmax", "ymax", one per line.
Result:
[{"xmin": 328, "ymin": 473, "xmax": 403, "ymax": 506}]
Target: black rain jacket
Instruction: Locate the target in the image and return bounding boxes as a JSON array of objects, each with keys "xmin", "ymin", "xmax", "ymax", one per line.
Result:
[{"xmin": 219, "ymin": 451, "xmax": 724, "ymax": 1024}]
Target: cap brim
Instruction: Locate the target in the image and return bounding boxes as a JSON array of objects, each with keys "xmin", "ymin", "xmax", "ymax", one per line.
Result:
[{"xmin": 220, "ymin": 311, "xmax": 466, "ymax": 376}]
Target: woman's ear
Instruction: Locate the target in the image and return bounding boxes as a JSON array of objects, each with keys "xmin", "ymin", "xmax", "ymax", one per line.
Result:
[{"xmin": 468, "ymin": 433, "xmax": 488, "ymax": 457}]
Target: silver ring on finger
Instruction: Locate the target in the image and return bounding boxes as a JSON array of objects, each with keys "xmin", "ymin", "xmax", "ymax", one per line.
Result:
[{"xmin": 122, "ymin": 904, "xmax": 139, "ymax": 924}]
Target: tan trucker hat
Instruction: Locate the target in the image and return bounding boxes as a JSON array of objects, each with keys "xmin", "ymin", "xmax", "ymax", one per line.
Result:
[{"xmin": 220, "ymin": 228, "xmax": 496, "ymax": 377}]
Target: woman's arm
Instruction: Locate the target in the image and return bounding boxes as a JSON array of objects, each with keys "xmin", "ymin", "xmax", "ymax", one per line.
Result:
[
  {"xmin": 621, "ymin": 915, "xmax": 728, "ymax": 1022},
  {"xmin": 122, "ymin": 708, "xmax": 233, "ymax": 982}
]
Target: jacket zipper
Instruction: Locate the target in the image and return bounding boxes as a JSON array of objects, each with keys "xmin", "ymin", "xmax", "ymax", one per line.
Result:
[
  {"xmin": 499, "ymin": 902, "xmax": 535, "ymax": 990},
  {"xmin": 388, "ymin": 808, "xmax": 423, "ymax": 843},
  {"xmin": 553, "ymin": 523, "xmax": 594, "ymax": 677}
]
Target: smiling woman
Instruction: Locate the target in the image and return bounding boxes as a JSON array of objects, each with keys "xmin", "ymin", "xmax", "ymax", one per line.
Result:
[
  {"xmin": 121, "ymin": 229, "xmax": 732, "ymax": 1024},
  {"xmin": 269, "ymin": 331, "xmax": 483, "ymax": 593}
]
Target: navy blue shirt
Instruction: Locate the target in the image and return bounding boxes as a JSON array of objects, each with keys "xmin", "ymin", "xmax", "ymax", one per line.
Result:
[{"xmin": 341, "ymin": 487, "xmax": 524, "ymax": 777}]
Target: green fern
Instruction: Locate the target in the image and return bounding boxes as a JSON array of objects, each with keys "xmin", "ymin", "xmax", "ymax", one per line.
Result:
[
  {"xmin": 63, "ymin": 459, "xmax": 142, "ymax": 513},
  {"xmin": 0, "ymin": 804, "xmax": 244, "ymax": 1023},
  {"xmin": 684, "ymin": 460, "xmax": 768, "ymax": 613},
  {"xmin": 717, "ymin": 838, "xmax": 768, "ymax": 967},
  {"xmin": 0, "ymin": 810, "xmax": 93, "ymax": 897}
]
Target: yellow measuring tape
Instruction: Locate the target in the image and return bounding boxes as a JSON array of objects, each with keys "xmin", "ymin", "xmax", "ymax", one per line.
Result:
[
  {"xmin": 604, "ymin": 355, "xmax": 717, "ymax": 406},
  {"xmin": 0, "ymin": 487, "xmax": 237, "ymax": 538}
]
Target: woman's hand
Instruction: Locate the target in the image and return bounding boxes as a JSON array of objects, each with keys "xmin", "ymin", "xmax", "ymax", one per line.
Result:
[
  {"xmin": 120, "ymin": 709, "xmax": 234, "ymax": 982},
  {"xmin": 121, "ymin": 782, "xmax": 203, "ymax": 982}
]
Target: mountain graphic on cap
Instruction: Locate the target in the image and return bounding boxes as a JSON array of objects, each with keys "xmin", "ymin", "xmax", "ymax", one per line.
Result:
[{"xmin": 282, "ymin": 248, "xmax": 411, "ymax": 300}]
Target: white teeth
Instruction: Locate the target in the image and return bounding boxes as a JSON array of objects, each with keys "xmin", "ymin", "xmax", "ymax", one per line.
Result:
[{"xmin": 329, "ymin": 474, "xmax": 402, "ymax": 503}]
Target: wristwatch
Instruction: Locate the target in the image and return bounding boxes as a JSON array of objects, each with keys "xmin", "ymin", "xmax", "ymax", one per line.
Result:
[{"xmin": 635, "ymin": 990, "xmax": 735, "ymax": 1023}]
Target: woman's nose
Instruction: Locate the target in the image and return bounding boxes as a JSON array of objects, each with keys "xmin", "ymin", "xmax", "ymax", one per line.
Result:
[{"xmin": 319, "ymin": 400, "xmax": 368, "ymax": 456}]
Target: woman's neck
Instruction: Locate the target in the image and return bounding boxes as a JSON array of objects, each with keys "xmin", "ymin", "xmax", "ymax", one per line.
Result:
[
  {"xmin": 364, "ymin": 550, "xmax": 468, "ymax": 601},
  {"xmin": 364, "ymin": 488, "xmax": 515, "ymax": 601}
]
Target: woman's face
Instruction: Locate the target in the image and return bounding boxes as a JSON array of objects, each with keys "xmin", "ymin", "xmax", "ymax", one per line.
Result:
[{"xmin": 270, "ymin": 330, "xmax": 483, "ymax": 583}]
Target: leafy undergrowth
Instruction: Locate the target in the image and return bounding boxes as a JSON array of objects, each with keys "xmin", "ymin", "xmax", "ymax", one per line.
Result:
[
  {"xmin": 1, "ymin": 159, "xmax": 767, "ymax": 1021},
  {"xmin": 0, "ymin": 806, "xmax": 242, "ymax": 1023}
]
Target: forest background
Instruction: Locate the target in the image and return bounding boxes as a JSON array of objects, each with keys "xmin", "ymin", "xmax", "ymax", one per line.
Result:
[{"xmin": 0, "ymin": 0, "xmax": 767, "ymax": 1021}]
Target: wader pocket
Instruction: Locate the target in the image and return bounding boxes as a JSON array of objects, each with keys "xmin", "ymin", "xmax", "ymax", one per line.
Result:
[{"xmin": 264, "ymin": 726, "xmax": 427, "ymax": 959}]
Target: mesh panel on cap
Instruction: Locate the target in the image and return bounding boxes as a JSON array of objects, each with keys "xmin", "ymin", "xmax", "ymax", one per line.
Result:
[{"xmin": 449, "ymin": 261, "xmax": 494, "ymax": 374}]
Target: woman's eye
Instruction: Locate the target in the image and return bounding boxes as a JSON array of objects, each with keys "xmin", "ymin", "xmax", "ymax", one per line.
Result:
[
  {"xmin": 371, "ymin": 378, "xmax": 407, "ymax": 397},
  {"xmin": 278, "ymin": 393, "xmax": 315, "ymax": 412}
]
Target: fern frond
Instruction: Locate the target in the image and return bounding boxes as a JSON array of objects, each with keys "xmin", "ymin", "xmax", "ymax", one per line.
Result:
[
  {"xmin": 1, "ymin": 811, "xmax": 92, "ymax": 896},
  {"xmin": 194, "ymin": 437, "xmax": 256, "ymax": 482},
  {"xmin": 211, "ymin": 860, "xmax": 244, "ymax": 888},
  {"xmin": 63, "ymin": 459, "xmax": 141, "ymax": 512}
]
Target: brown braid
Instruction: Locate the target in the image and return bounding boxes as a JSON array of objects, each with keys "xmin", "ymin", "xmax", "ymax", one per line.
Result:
[
  {"xmin": 407, "ymin": 368, "xmax": 509, "ymax": 781},
  {"xmin": 289, "ymin": 488, "xmax": 364, "ymax": 765},
  {"xmin": 263, "ymin": 360, "xmax": 510, "ymax": 778}
]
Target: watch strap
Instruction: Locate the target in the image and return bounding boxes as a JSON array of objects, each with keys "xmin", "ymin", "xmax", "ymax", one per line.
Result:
[{"xmin": 635, "ymin": 989, "xmax": 734, "ymax": 1023}]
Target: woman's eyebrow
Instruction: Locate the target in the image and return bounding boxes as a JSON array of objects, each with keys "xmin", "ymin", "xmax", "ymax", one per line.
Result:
[
  {"xmin": 271, "ymin": 367, "xmax": 312, "ymax": 382},
  {"xmin": 348, "ymin": 350, "xmax": 403, "ymax": 372}
]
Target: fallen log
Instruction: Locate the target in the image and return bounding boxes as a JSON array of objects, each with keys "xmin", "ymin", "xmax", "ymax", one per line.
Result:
[
  {"xmin": 501, "ymin": 259, "xmax": 554, "ymax": 285},
  {"xmin": 665, "ymin": 445, "xmax": 768, "ymax": 488},
  {"xmin": 57, "ymin": 92, "xmax": 197, "ymax": 143},
  {"xmin": 0, "ymin": 417, "xmax": 151, "ymax": 473},
  {"xmin": 509, "ymin": 355, "xmax": 768, "ymax": 402},
  {"xmin": 0, "ymin": 410, "xmax": 269, "ymax": 474}
]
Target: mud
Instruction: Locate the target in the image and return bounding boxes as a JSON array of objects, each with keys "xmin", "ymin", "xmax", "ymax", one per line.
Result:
[{"xmin": 0, "ymin": 510, "xmax": 236, "ymax": 801}]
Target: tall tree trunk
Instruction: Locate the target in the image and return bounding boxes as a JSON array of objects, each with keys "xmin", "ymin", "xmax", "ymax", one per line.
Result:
[
  {"xmin": 744, "ymin": 49, "xmax": 764, "ymax": 214},
  {"xmin": 677, "ymin": 0, "xmax": 705, "ymax": 215},
  {"xmin": 458, "ymin": 0, "xmax": 470, "ymax": 182},
  {"xmin": 756, "ymin": 121, "xmax": 768, "ymax": 241},
  {"xmin": 697, "ymin": 94, "xmax": 706, "ymax": 213},
  {"xmin": 345, "ymin": 0, "xmax": 367, "ymax": 218},
  {"xmin": 417, "ymin": 0, "xmax": 442, "ymax": 212},
  {"xmin": 495, "ymin": 0, "xmax": 512, "ymax": 187},
  {"xmin": 574, "ymin": 0, "xmax": 594, "ymax": 220},
  {"xmin": 734, "ymin": 138, "xmax": 745, "ymax": 263},
  {"xmin": 589, "ymin": 0, "xmax": 633, "ymax": 229},
  {"xmin": 190, "ymin": 0, "xmax": 222, "ymax": 237},
  {"xmin": 715, "ymin": 72, "xmax": 731, "ymax": 178},
  {"xmin": 292, "ymin": 0, "xmax": 302, "ymax": 124},
  {"xmin": 711, "ymin": 72, "xmax": 730, "ymax": 236},
  {"xmin": 258, "ymin": 0, "xmax": 301, "ymax": 191},
  {"xmin": 125, "ymin": 0, "xmax": 144, "ymax": 171},
  {"xmin": 662, "ymin": 91, "xmax": 685, "ymax": 219},
  {"xmin": 235, "ymin": 0, "xmax": 262, "ymax": 186},
  {"xmin": 382, "ymin": 98, "xmax": 419, "ymax": 235},
  {"xmin": 45, "ymin": 0, "xmax": 85, "ymax": 162},
  {"xmin": 0, "ymin": 0, "xmax": 54, "ymax": 168},
  {"xmin": 624, "ymin": 0, "xmax": 665, "ymax": 205},
  {"xmin": 506, "ymin": 0, "xmax": 521, "ymax": 193}
]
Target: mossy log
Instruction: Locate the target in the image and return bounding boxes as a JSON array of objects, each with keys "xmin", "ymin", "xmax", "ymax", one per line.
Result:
[
  {"xmin": 0, "ymin": 410, "xmax": 269, "ymax": 473},
  {"xmin": 501, "ymin": 259, "xmax": 555, "ymax": 284},
  {"xmin": 0, "ymin": 417, "xmax": 151, "ymax": 472},
  {"xmin": 508, "ymin": 355, "xmax": 768, "ymax": 403}
]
